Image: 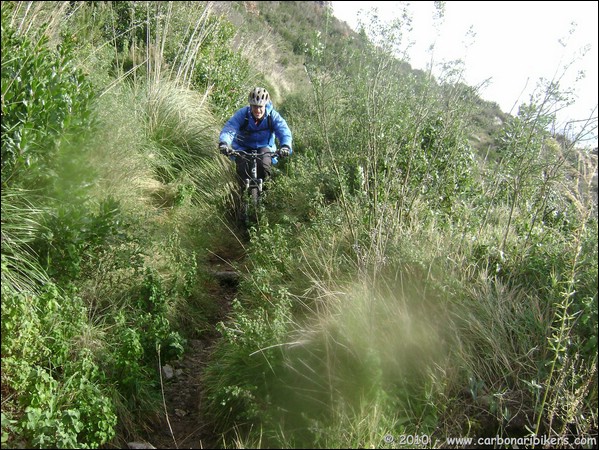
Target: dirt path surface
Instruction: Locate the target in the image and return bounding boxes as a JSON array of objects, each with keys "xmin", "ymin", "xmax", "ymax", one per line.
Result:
[
  {"xmin": 145, "ymin": 338, "xmax": 218, "ymax": 449},
  {"xmin": 131, "ymin": 245, "xmax": 245, "ymax": 449}
]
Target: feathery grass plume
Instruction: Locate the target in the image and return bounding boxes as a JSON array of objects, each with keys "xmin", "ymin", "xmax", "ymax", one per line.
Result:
[
  {"xmin": 273, "ymin": 276, "xmax": 450, "ymax": 447},
  {"xmin": 145, "ymin": 80, "xmax": 216, "ymax": 159}
]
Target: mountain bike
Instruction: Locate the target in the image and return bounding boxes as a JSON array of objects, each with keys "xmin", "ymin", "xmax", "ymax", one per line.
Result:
[{"xmin": 226, "ymin": 148, "xmax": 287, "ymax": 229}]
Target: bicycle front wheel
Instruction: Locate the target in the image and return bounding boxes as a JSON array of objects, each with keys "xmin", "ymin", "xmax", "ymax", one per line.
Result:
[
  {"xmin": 247, "ymin": 187, "xmax": 260, "ymax": 226},
  {"xmin": 250, "ymin": 187, "xmax": 259, "ymax": 208},
  {"xmin": 239, "ymin": 187, "xmax": 259, "ymax": 229}
]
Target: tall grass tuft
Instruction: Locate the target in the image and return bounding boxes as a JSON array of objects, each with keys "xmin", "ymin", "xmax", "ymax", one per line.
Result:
[
  {"xmin": 1, "ymin": 189, "xmax": 49, "ymax": 295},
  {"xmin": 281, "ymin": 277, "xmax": 451, "ymax": 444}
]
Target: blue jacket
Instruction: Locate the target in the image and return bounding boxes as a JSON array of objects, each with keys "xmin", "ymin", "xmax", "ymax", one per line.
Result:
[{"xmin": 219, "ymin": 102, "xmax": 293, "ymax": 155}]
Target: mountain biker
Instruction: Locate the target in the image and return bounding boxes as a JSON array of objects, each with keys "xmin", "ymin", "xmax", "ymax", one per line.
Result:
[{"xmin": 218, "ymin": 87, "xmax": 293, "ymax": 190}]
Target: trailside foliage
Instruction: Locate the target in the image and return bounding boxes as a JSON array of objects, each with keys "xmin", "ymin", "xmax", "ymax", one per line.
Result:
[
  {"xmin": 1, "ymin": 1, "xmax": 597, "ymax": 448},
  {"xmin": 1, "ymin": 6, "xmax": 93, "ymax": 189}
]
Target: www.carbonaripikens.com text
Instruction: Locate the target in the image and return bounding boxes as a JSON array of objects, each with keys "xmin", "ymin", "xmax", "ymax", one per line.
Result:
[{"xmin": 444, "ymin": 435, "xmax": 597, "ymax": 447}]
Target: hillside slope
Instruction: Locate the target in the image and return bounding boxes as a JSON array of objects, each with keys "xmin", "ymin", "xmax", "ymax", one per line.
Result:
[{"xmin": 215, "ymin": 0, "xmax": 508, "ymax": 156}]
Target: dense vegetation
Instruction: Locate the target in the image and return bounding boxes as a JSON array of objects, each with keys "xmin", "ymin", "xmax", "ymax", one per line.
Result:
[{"xmin": 2, "ymin": 1, "xmax": 597, "ymax": 448}]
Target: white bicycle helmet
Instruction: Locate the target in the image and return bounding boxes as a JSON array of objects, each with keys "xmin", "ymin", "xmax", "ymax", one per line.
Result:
[{"xmin": 248, "ymin": 87, "xmax": 270, "ymax": 106}]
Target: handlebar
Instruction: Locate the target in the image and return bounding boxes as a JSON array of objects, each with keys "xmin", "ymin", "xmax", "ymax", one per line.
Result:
[
  {"xmin": 230, "ymin": 149, "xmax": 281, "ymax": 157},
  {"xmin": 220, "ymin": 144, "xmax": 290, "ymax": 158}
]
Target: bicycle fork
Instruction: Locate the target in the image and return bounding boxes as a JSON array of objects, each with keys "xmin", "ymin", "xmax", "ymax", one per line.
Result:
[
  {"xmin": 245, "ymin": 159, "xmax": 263, "ymax": 192},
  {"xmin": 245, "ymin": 178, "xmax": 263, "ymax": 192}
]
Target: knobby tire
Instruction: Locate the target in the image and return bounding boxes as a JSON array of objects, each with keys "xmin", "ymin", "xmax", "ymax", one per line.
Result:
[{"xmin": 248, "ymin": 187, "xmax": 260, "ymax": 226}]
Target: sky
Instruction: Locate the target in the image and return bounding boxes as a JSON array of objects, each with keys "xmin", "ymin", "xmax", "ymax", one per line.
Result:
[{"xmin": 331, "ymin": 1, "xmax": 598, "ymax": 145}]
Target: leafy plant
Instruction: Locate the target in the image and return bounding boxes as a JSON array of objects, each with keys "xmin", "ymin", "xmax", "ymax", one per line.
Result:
[{"xmin": 1, "ymin": 6, "xmax": 93, "ymax": 189}]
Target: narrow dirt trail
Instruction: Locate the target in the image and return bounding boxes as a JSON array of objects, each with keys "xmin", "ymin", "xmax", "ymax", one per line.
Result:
[{"xmin": 132, "ymin": 239, "xmax": 246, "ymax": 449}]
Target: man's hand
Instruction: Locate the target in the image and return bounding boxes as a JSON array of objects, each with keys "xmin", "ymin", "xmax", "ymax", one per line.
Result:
[
  {"xmin": 219, "ymin": 143, "xmax": 230, "ymax": 156},
  {"xmin": 279, "ymin": 146, "xmax": 291, "ymax": 157}
]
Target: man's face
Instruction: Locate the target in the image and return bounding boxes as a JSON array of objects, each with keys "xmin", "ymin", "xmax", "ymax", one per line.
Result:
[{"xmin": 251, "ymin": 104, "xmax": 265, "ymax": 120}]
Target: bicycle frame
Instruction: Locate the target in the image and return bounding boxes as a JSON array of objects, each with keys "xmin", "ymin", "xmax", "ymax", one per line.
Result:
[{"xmin": 233, "ymin": 149, "xmax": 279, "ymax": 227}]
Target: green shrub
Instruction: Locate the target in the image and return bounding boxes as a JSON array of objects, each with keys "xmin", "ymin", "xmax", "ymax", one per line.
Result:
[
  {"xmin": 1, "ymin": 7, "xmax": 93, "ymax": 189},
  {"xmin": 1, "ymin": 285, "xmax": 117, "ymax": 448}
]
